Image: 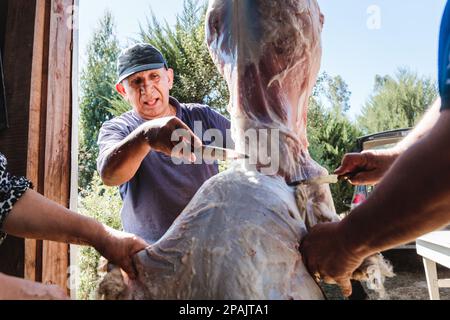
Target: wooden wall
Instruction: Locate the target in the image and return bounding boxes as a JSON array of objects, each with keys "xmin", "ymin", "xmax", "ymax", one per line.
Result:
[
  {"xmin": 0, "ymin": 0, "xmax": 74, "ymax": 291},
  {"xmin": 0, "ymin": 0, "xmax": 38, "ymax": 279},
  {"xmin": 0, "ymin": 0, "xmax": 8, "ymax": 52}
]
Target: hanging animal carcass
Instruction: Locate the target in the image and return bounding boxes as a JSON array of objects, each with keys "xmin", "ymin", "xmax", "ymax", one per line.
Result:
[{"xmin": 97, "ymin": 0, "xmax": 393, "ymax": 300}]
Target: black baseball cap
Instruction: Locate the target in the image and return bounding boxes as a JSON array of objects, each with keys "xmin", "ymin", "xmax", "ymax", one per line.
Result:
[{"xmin": 116, "ymin": 43, "xmax": 168, "ymax": 84}]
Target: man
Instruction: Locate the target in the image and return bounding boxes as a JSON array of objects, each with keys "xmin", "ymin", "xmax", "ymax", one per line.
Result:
[
  {"xmin": 300, "ymin": 1, "xmax": 450, "ymax": 297},
  {"xmin": 97, "ymin": 43, "xmax": 231, "ymax": 244}
]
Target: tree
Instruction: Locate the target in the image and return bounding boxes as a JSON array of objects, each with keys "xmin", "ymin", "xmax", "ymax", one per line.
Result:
[
  {"xmin": 79, "ymin": 12, "xmax": 121, "ymax": 189},
  {"xmin": 138, "ymin": 0, "xmax": 229, "ymax": 116},
  {"xmin": 358, "ymin": 68, "xmax": 438, "ymax": 134},
  {"xmin": 314, "ymin": 114, "xmax": 361, "ymax": 214},
  {"xmin": 308, "ymin": 73, "xmax": 362, "ymax": 214},
  {"xmin": 308, "ymin": 72, "xmax": 357, "ymax": 163},
  {"xmin": 325, "ymin": 75, "xmax": 351, "ymax": 114},
  {"xmin": 307, "ymin": 73, "xmax": 330, "ymax": 162}
]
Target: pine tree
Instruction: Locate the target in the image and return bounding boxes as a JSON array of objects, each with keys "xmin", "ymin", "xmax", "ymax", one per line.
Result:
[
  {"xmin": 308, "ymin": 73, "xmax": 362, "ymax": 214},
  {"xmin": 79, "ymin": 12, "xmax": 121, "ymax": 189},
  {"xmin": 358, "ymin": 68, "xmax": 438, "ymax": 134}
]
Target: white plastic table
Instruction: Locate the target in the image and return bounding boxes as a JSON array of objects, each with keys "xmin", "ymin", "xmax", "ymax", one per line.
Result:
[{"xmin": 416, "ymin": 231, "xmax": 450, "ymax": 300}]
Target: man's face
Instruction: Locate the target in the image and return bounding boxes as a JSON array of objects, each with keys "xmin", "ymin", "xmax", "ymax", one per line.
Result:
[{"xmin": 117, "ymin": 68, "xmax": 174, "ymax": 120}]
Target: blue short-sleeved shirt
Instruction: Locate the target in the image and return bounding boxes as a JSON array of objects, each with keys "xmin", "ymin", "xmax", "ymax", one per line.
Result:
[
  {"xmin": 97, "ymin": 97, "xmax": 231, "ymax": 243},
  {"xmin": 439, "ymin": 0, "xmax": 450, "ymax": 110}
]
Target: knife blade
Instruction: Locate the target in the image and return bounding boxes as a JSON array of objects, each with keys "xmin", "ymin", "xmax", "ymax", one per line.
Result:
[
  {"xmin": 196, "ymin": 145, "xmax": 249, "ymax": 162},
  {"xmin": 288, "ymin": 174, "xmax": 350, "ymax": 187}
]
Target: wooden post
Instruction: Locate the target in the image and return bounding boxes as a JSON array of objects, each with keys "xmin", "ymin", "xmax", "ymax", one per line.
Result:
[
  {"xmin": 69, "ymin": 0, "xmax": 80, "ymax": 299},
  {"xmin": 41, "ymin": 0, "xmax": 74, "ymax": 289},
  {"xmin": 1, "ymin": 0, "xmax": 74, "ymax": 286},
  {"xmin": 24, "ymin": 0, "xmax": 74, "ymax": 291},
  {"xmin": 422, "ymin": 258, "xmax": 440, "ymax": 300},
  {"xmin": 25, "ymin": 0, "xmax": 51, "ymax": 283}
]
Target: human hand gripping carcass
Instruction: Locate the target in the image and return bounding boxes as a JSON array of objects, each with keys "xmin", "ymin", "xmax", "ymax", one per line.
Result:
[{"xmin": 98, "ymin": 0, "xmax": 393, "ymax": 300}]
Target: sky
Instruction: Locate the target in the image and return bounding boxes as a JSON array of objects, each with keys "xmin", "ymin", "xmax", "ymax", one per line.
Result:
[{"xmin": 79, "ymin": 0, "xmax": 448, "ymax": 119}]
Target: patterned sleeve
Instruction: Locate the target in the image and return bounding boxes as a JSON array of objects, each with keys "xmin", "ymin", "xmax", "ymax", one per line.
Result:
[{"xmin": 0, "ymin": 153, "xmax": 33, "ymax": 245}]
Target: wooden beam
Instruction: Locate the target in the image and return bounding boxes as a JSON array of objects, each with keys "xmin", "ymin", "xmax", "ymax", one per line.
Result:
[
  {"xmin": 41, "ymin": 0, "xmax": 73, "ymax": 290},
  {"xmin": 25, "ymin": 0, "xmax": 51, "ymax": 283},
  {"xmin": 1, "ymin": 0, "xmax": 74, "ymax": 285},
  {"xmin": 437, "ymin": 279, "xmax": 450, "ymax": 288},
  {"xmin": 69, "ymin": 0, "xmax": 80, "ymax": 299},
  {"xmin": 422, "ymin": 258, "xmax": 440, "ymax": 300},
  {"xmin": 0, "ymin": 0, "xmax": 74, "ymax": 289}
]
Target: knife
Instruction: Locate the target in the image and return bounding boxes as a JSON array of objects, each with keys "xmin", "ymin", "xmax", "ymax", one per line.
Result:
[
  {"xmin": 287, "ymin": 174, "xmax": 351, "ymax": 187},
  {"xmin": 196, "ymin": 145, "xmax": 249, "ymax": 162}
]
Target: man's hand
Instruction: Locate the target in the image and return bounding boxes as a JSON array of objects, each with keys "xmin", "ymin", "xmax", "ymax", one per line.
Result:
[
  {"xmin": 94, "ymin": 227, "xmax": 149, "ymax": 280},
  {"xmin": 334, "ymin": 149, "xmax": 399, "ymax": 185},
  {"xmin": 142, "ymin": 116, "xmax": 203, "ymax": 162},
  {"xmin": 300, "ymin": 222, "xmax": 365, "ymax": 297},
  {"xmin": 98, "ymin": 116, "xmax": 203, "ymax": 186}
]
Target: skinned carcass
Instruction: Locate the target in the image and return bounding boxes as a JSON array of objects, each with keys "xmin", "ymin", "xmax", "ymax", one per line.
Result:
[{"xmin": 98, "ymin": 0, "xmax": 393, "ymax": 300}]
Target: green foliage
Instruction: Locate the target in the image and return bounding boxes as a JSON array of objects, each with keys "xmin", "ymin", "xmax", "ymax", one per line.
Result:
[
  {"xmin": 104, "ymin": 90, "xmax": 132, "ymax": 117},
  {"xmin": 77, "ymin": 173, "xmax": 123, "ymax": 300},
  {"xmin": 308, "ymin": 73, "xmax": 362, "ymax": 213},
  {"xmin": 79, "ymin": 12, "xmax": 121, "ymax": 190},
  {"xmin": 138, "ymin": 0, "xmax": 229, "ymax": 116},
  {"xmin": 358, "ymin": 68, "xmax": 438, "ymax": 134},
  {"xmin": 325, "ymin": 75, "xmax": 351, "ymax": 113},
  {"xmin": 314, "ymin": 114, "xmax": 361, "ymax": 213},
  {"xmin": 308, "ymin": 73, "xmax": 335, "ymax": 161}
]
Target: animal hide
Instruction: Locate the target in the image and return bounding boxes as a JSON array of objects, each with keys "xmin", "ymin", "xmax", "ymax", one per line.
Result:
[{"xmin": 98, "ymin": 0, "xmax": 393, "ymax": 300}]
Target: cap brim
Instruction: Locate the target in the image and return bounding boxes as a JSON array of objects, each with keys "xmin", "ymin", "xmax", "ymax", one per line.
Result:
[{"xmin": 116, "ymin": 63, "xmax": 166, "ymax": 84}]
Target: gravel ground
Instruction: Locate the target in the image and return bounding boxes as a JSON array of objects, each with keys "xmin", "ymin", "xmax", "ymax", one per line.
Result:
[
  {"xmin": 372, "ymin": 270, "xmax": 450, "ymax": 300},
  {"xmin": 321, "ymin": 249, "xmax": 450, "ymax": 300}
]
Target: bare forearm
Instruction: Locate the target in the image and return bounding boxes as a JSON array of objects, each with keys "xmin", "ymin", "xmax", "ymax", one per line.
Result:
[
  {"xmin": 0, "ymin": 273, "xmax": 41, "ymax": 299},
  {"xmin": 395, "ymin": 98, "xmax": 441, "ymax": 152},
  {"xmin": 3, "ymin": 190, "xmax": 106, "ymax": 247},
  {"xmin": 0, "ymin": 273, "xmax": 24, "ymax": 299},
  {"xmin": 342, "ymin": 110, "xmax": 450, "ymax": 258},
  {"xmin": 0, "ymin": 273, "xmax": 68, "ymax": 300},
  {"xmin": 99, "ymin": 126, "xmax": 150, "ymax": 186},
  {"xmin": 0, "ymin": 273, "xmax": 34, "ymax": 299}
]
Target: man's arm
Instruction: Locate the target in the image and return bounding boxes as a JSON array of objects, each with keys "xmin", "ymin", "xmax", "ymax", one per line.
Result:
[
  {"xmin": 98, "ymin": 124, "xmax": 150, "ymax": 186},
  {"xmin": 3, "ymin": 189, "xmax": 148, "ymax": 278},
  {"xmin": 99, "ymin": 116, "xmax": 202, "ymax": 186},
  {"xmin": 395, "ymin": 98, "xmax": 441, "ymax": 152},
  {"xmin": 343, "ymin": 108, "xmax": 450, "ymax": 255},
  {"xmin": 301, "ymin": 109, "xmax": 450, "ymax": 296},
  {"xmin": 335, "ymin": 99, "xmax": 442, "ymax": 185}
]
